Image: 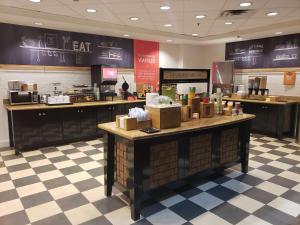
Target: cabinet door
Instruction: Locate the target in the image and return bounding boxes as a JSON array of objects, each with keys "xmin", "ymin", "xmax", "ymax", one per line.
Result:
[
  {"xmin": 80, "ymin": 108, "xmax": 97, "ymax": 137},
  {"xmin": 111, "ymin": 105, "xmax": 125, "ymax": 119},
  {"xmin": 13, "ymin": 110, "xmax": 43, "ymax": 149},
  {"xmin": 62, "ymin": 108, "xmax": 82, "ymax": 139},
  {"xmin": 97, "ymin": 106, "xmax": 112, "ymax": 124},
  {"xmin": 41, "ymin": 110, "xmax": 63, "ymax": 143}
]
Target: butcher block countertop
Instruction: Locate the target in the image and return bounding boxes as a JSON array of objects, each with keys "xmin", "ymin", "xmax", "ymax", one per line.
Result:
[
  {"xmin": 98, "ymin": 114, "xmax": 255, "ymax": 140},
  {"xmin": 223, "ymin": 97, "xmax": 298, "ymax": 105},
  {"xmin": 4, "ymin": 100, "xmax": 146, "ymax": 111}
]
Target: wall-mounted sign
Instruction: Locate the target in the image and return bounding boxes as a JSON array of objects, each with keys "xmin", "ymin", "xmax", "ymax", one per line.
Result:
[
  {"xmin": 0, "ymin": 23, "xmax": 133, "ymax": 68},
  {"xmin": 284, "ymin": 71, "xmax": 296, "ymax": 85},
  {"xmin": 225, "ymin": 34, "xmax": 300, "ymax": 69},
  {"xmin": 134, "ymin": 40, "xmax": 159, "ymax": 92}
]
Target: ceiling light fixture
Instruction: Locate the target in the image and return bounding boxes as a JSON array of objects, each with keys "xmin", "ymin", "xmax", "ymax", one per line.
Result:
[
  {"xmin": 130, "ymin": 17, "xmax": 139, "ymax": 21},
  {"xmin": 225, "ymin": 21, "xmax": 233, "ymax": 25},
  {"xmin": 34, "ymin": 22, "xmax": 43, "ymax": 26},
  {"xmin": 86, "ymin": 8, "xmax": 96, "ymax": 13},
  {"xmin": 30, "ymin": 0, "xmax": 40, "ymax": 2},
  {"xmin": 266, "ymin": 12, "xmax": 278, "ymax": 16},
  {"xmin": 275, "ymin": 31, "xmax": 283, "ymax": 35},
  {"xmin": 240, "ymin": 2, "xmax": 252, "ymax": 7},
  {"xmin": 196, "ymin": 15, "xmax": 206, "ymax": 19},
  {"xmin": 192, "ymin": 33, "xmax": 199, "ymax": 36},
  {"xmin": 166, "ymin": 40, "xmax": 173, "ymax": 42},
  {"xmin": 160, "ymin": 5, "xmax": 171, "ymax": 10},
  {"xmin": 164, "ymin": 24, "xmax": 172, "ymax": 27},
  {"xmin": 123, "ymin": 34, "xmax": 130, "ymax": 37}
]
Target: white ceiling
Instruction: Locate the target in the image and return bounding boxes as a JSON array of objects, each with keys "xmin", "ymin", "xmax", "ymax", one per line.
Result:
[{"xmin": 0, "ymin": 0, "xmax": 299, "ymax": 45}]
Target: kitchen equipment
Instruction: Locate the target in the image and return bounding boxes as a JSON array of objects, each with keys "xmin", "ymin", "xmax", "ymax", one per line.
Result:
[
  {"xmin": 39, "ymin": 94, "xmax": 50, "ymax": 104},
  {"xmin": 52, "ymin": 82, "xmax": 62, "ymax": 96},
  {"xmin": 21, "ymin": 82, "xmax": 37, "ymax": 92},
  {"xmin": 8, "ymin": 80, "xmax": 21, "ymax": 91},
  {"xmin": 9, "ymin": 90, "xmax": 39, "ymax": 105}
]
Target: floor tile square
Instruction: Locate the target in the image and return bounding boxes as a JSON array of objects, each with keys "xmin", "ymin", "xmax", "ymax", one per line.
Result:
[
  {"xmin": 254, "ymin": 205, "xmax": 298, "ymax": 225},
  {"xmin": 0, "ymin": 210, "xmax": 30, "ymax": 225},
  {"xmin": 197, "ymin": 181, "xmax": 218, "ymax": 191},
  {"xmin": 278, "ymin": 171, "xmax": 300, "ymax": 183},
  {"xmin": 33, "ymin": 164, "xmax": 57, "ymax": 174},
  {"xmin": 65, "ymin": 203, "xmax": 101, "ymax": 225},
  {"xmin": 160, "ymin": 194, "xmax": 185, "ymax": 207},
  {"xmin": 49, "ymin": 183, "xmax": 79, "ymax": 200},
  {"xmin": 211, "ymin": 202, "xmax": 249, "ymax": 224},
  {"xmin": 73, "ymin": 178, "xmax": 101, "ymax": 192},
  {"xmin": 82, "ymin": 186, "xmax": 105, "ymax": 203},
  {"xmin": 236, "ymin": 215, "xmax": 272, "ymax": 225},
  {"xmin": 4, "ymin": 157, "xmax": 27, "ymax": 167},
  {"xmin": 235, "ymin": 174, "xmax": 264, "ymax": 186},
  {"xmin": 0, "ymin": 189, "xmax": 19, "ymax": 203},
  {"xmin": 146, "ymin": 208, "xmax": 186, "ymax": 225},
  {"xmin": 25, "ymin": 154, "xmax": 46, "ymax": 162},
  {"xmin": 258, "ymin": 165, "xmax": 284, "ymax": 175},
  {"xmin": 56, "ymin": 193, "xmax": 89, "ymax": 211},
  {"xmin": 281, "ymin": 190, "xmax": 300, "ymax": 204},
  {"xmin": 80, "ymin": 216, "xmax": 112, "ymax": 225},
  {"xmin": 169, "ymin": 200, "xmax": 206, "ymax": 221},
  {"xmin": 267, "ymin": 161, "xmax": 292, "ymax": 170},
  {"xmin": 207, "ymin": 186, "xmax": 239, "ymax": 201},
  {"xmin": 0, "ymin": 199, "xmax": 24, "ymax": 217},
  {"xmin": 93, "ymin": 196, "xmax": 126, "ymax": 214},
  {"xmin": 37, "ymin": 170, "xmax": 64, "ymax": 181},
  {"xmin": 268, "ymin": 176, "xmax": 298, "ymax": 189},
  {"xmin": 66, "ymin": 171, "xmax": 93, "ymax": 183},
  {"xmin": 228, "ymin": 194, "xmax": 264, "ymax": 213},
  {"xmin": 44, "ymin": 151, "xmax": 64, "ymax": 159},
  {"xmin": 221, "ymin": 179, "xmax": 252, "ymax": 193},
  {"xmin": 190, "ymin": 211, "xmax": 232, "ymax": 225},
  {"xmin": 79, "ymin": 161, "xmax": 101, "ymax": 171},
  {"xmin": 56, "ymin": 145, "xmax": 74, "ymax": 151},
  {"xmin": 26, "ymin": 201, "xmax": 62, "ymax": 223},
  {"xmin": 60, "ymin": 165, "xmax": 84, "ymax": 175},
  {"xmin": 250, "ymin": 156, "xmax": 272, "ymax": 164},
  {"xmin": 189, "ymin": 192, "xmax": 224, "ymax": 210},
  {"xmin": 54, "ymin": 160, "xmax": 76, "ymax": 169},
  {"xmin": 141, "ymin": 201, "xmax": 166, "ymax": 217},
  {"xmin": 7, "ymin": 163, "xmax": 31, "ymax": 172},
  {"xmin": 0, "ymin": 180, "xmax": 15, "ymax": 192},
  {"xmin": 268, "ymin": 197, "xmax": 300, "ymax": 217},
  {"xmin": 48, "ymin": 155, "xmax": 70, "ymax": 163},
  {"xmin": 16, "ymin": 182, "xmax": 46, "ymax": 198},
  {"xmin": 248, "ymin": 169, "xmax": 274, "ymax": 180},
  {"xmin": 31, "ymin": 213, "xmax": 72, "ymax": 225},
  {"xmin": 43, "ymin": 176, "xmax": 71, "ymax": 190},
  {"xmin": 21, "ymin": 191, "xmax": 54, "ymax": 208},
  {"xmin": 256, "ymin": 181, "xmax": 288, "ymax": 196},
  {"xmin": 28, "ymin": 159, "xmax": 51, "ymax": 168}
]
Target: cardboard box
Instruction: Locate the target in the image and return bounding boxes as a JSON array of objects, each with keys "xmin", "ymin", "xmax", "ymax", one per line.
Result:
[
  {"xmin": 200, "ymin": 103, "xmax": 215, "ymax": 118},
  {"xmin": 116, "ymin": 115, "xmax": 137, "ymax": 131},
  {"xmin": 189, "ymin": 98, "xmax": 200, "ymax": 113},
  {"xmin": 145, "ymin": 106, "xmax": 181, "ymax": 129},
  {"xmin": 181, "ymin": 105, "xmax": 192, "ymax": 122},
  {"xmin": 137, "ymin": 119, "xmax": 152, "ymax": 129}
]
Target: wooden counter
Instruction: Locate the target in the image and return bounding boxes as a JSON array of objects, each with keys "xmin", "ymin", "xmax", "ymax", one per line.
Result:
[
  {"xmin": 4, "ymin": 100, "xmax": 146, "ymax": 111},
  {"xmin": 100, "ymin": 115, "xmax": 255, "ymax": 220},
  {"xmin": 223, "ymin": 97, "xmax": 298, "ymax": 105},
  {"xmin": 223, "ymin": 98, "xmax": 298, "ymax": 139},
  {"xmin": 98, "ymin": 114, "xmax": 255, "ymax": 140}
]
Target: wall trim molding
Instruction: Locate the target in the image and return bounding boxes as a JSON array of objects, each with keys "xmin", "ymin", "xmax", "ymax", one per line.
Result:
[{"xmin": 235, "ymin": 67, "xmax": 300, "ymax": 74}]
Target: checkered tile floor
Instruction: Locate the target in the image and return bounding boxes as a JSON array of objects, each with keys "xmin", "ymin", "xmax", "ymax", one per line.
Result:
[{"xmin": 0, "ymin": 134, "xmax": 300, "ymax": 225}]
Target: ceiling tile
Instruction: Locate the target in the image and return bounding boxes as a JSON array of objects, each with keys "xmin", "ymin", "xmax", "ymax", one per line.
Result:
[
  {"xmin": 184, "ymin": 0, "xmax": 227, "ymax": 11},
  {"xmin": 222, "ymin": 0, "xmax": 269, "ymax": 10},
  {"xmin": 263, "ymin": 0, "xmax": 300, "ymax": 8}
]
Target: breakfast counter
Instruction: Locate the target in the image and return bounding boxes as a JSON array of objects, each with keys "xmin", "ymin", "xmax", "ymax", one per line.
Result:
[
  {"xmin": 223, "ymin": 97, "xmax": 299, "ymax": 105},
  {"xmin": 98, "ymin": 114, "xmax": 255, "ymax": 220}
]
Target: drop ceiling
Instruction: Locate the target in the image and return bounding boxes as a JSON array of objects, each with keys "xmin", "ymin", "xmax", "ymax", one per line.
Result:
[{"xmin": 0, "ymin": 0, "xmax": 299, "ymax": 45}]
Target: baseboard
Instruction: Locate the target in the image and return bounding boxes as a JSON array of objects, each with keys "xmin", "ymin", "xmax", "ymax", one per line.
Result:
[{"xmin": 0, "ymin": 139, "xmax": 9, "ymax": 148}]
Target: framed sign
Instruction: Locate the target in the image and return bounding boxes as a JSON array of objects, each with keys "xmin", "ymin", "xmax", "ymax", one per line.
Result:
[{"xmin": 284, "ymin": 71, "xmax": 296, "ymax": 85}]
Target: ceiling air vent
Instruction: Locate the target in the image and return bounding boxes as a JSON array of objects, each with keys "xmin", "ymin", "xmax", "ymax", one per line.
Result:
[{"xmin": 220, "ymin": 9, "xmax": 256, "ymax": 18}]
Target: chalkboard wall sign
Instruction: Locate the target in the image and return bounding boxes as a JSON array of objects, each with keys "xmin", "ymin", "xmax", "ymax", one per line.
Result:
[
  {"xmin": 0, "ymin": 23, "xmax": 133, "ymax": 68},
  {"xmin": 225, "ymin": 33, "xmax": 300, "ymax": 69}
]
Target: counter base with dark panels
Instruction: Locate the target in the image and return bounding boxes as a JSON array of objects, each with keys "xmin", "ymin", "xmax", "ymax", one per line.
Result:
[
  {"xmin": 98, "ymin": 114, "xmax": 255, "ymax": 220},
  {"xmin": 5, "ymin": 100, "xmax": 145, "ymax": 155}
]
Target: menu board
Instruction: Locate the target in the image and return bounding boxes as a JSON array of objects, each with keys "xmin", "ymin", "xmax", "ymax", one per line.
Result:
[
  {"xmin": 0, "ymin": 23, "xmax": 133, "ymax": 68},
  {"xmin": 225, "ymin": 34, "xmax": 300, "ymax": 69}
]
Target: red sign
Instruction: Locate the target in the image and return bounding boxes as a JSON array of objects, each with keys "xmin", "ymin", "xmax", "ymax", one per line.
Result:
[{"xmin": 134, "ymin": 40, "xmax": 159, "ymax": 92}]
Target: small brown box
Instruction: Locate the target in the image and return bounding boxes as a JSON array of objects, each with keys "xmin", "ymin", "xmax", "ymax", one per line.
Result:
[
  {"xmin": 116, "ymin": 115, "xmax": 137, "ymax": 131},
  {"xmin": 181, "ymin": 105, "xmax": 192, "ymax": 122},
  {"xmin": 189, "ymin": 98, "xmax": 200, "ymax": 113},
  {"xmin": 200, "ymin": 102, "xmax": 215, "ymax": 118},
  {"xmin": 137, "ymin": 119, "xmax": 152, "ymax": 129},
  {"xmin": 145, "ymin": 106, "xmax": 181, "ymax": 129}
]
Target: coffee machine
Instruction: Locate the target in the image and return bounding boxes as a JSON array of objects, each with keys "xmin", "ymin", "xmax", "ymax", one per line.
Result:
[{"xmin": 91, "ymin": 65, "xmax": 117, "ymax": 101}]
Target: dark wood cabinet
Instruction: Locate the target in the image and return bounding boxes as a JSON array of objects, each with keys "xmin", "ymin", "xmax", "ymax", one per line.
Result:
[
  {"xmin": 240, "ymin": 102, "xmax": 296, "ymax": 139},
  {"xmin": 8, "ymin": 101, "xmax": 146, "ymax": 154}
]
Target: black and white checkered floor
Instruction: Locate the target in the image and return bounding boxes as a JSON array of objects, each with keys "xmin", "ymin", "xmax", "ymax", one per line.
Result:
[{"xmin": 0, "ymin": 134, "xmax": 300, "ymax": 225}]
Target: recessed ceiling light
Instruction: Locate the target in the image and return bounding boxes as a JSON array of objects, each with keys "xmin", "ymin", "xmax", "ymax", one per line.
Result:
[
  {"xmin": 196, "ymin": 15, "xmax": 206, "ymax": 19},
  {"xmin": 225, "ymin": 21, "xmax": 233, "ymax": 25},
  {"xmin": 123, "ymin": 34, "xmax": 130, "ymax": 37},
  {"xmin": 160, "ymin": 5, "xmax": 170, "ymax": 10},
  {"xmin": 275, "ymin": 31, "xmax": 283, "ymax": 35},
  {"xmin": 86, "ymin": 9, "xmax": 96, "ymax": 13},
  {"xmin": 164, "ymin": 24, "xmax": 172, "ymax": 27},
  {"xmin": 266, "ymin": 12, "xmax": 278, "ymax": 16},
  {"xmin": 30, "ymin": 0, "xmax": 40, "ymax": 2},
  {"xmin": 240, "ymin": 2, "xmax": 252, "ymax": 7},
  {"xmin": 34, "ymin": 22, "xmax": 43, "ymax": 26},
  {"xmin": 192, "ymin": 33, "xmax": 199, "ymax": 36},
  {"xmin": 166, "ymin": 40, "xmax": 173, "ymax": 42},
  {"xmin": 130, "ymin": 17, "xmax": 139, "ymax": 21}
]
